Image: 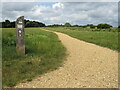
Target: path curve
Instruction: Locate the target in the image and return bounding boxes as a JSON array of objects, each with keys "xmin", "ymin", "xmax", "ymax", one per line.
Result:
[{"xmin": 15, "ymin": 31, "xmax": 118, "ymax": 88}]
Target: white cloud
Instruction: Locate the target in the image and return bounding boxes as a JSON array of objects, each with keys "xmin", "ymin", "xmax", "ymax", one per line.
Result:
[
  {"xmin": 1, "ymin": 2, "xmax": 118, "ymax": 26},
  {"xmin": 31, "ymin": 5, "xmax": 43, "ymax": 16},
  {"xmin": 52, "ymin": 2, "xmax": 64, "ymax": 9},
  {"xmin": 74, "ymin": 14, "xmax": 88, "ymax": 20}
]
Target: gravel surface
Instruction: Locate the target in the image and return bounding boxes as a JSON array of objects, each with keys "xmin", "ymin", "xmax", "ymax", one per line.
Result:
[{"xmin": 15, "ymin": 31, "xmax": 118, "ymax": 88}]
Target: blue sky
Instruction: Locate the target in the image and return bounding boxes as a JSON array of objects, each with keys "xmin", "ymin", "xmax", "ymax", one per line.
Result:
[{"xmin": 1, "ymin": 2, "xmax": 118, "ymax": 27}]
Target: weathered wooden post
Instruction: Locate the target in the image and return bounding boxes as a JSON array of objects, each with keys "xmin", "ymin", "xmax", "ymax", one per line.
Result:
[{"xmin": 16, "ymin": 16, "xmax": 25, "ymax": 55}]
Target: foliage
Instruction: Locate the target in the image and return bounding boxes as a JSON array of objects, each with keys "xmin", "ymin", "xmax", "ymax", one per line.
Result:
[
  {"xmin": 87, "ymin": 24, "xmax": 97, "ymax": 29},
  {"xmin": 1, "ymin": 19, "xmax": 45, "ymax": 28},
  {"xmin": 64, "ymin": 22, "xmax": 71, "ymax": 27},
  {"xmin": 47, "ymin": 24, "xmax": 63, "ymax": 27},
  {"xmin": 25, "ymin": 20, "xmax": 45, "ymax": 27},
  {"xmin": 1, "ymin": 20, "xmax": 15, "ymax": 28},
  {"xmin": 81, "ymin": 24, "xmax": 97, "ymax": 29},
  {"xmin": 1, "ymin": 19, "xmax": 115, "ymax": 29},
  {"xmin": 97, "ymin": 24, "xmax": 112, "ymax": 29}
]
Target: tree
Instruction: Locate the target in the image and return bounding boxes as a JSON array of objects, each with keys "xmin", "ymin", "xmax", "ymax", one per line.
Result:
[
  {"xmin": 1, "ymin": 19, "xmax": 46, "ymax": 28},
  {"xmin": 73, "ymin": 25, "xmax": 79, "ymax": 27},
  {"xmin": 0, "ymin": 22, "xmax": 2, "ymax": 28},
  {"xmin": 5, "ymin": 20, "xmax": 11, "ymax": 28},
  {"xmin": 11, "ymin": 21, "xmax": 15, "ymax": 28},
  {"xmin": 25, "ymin": 20, "xmax": 45, "ymax": 27},
  {"xmin": 64, "ymin": 22, "xmax": 71, "ymax": 27},
  {"xmin": 87, "ymin": 24, "xmax": 96, "ymax": 29},
  {"xmin": 97, "ymin": 24, "xmax": 112, "ymax": 29},
  {"xmin": 118, "ymin": 25, "xmax": 120, "ymax": 28}
]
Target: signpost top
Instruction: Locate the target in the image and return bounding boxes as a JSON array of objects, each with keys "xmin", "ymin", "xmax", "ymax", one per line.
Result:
[
  {"xmin": 17, "ymin": 16, "xmax": 24, "ymax": 21},
  {"xmin": 16, "ymin": 16, "xmax": 24, "ymax": 29}
]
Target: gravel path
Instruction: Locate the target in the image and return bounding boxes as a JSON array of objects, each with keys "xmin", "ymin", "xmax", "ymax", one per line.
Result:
[{"xmin": 15, "ymin": 31, "xmax": 118, "ymax": 88}]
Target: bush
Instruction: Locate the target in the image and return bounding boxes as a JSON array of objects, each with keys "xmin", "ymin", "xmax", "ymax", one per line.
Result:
[
  {"xmin": 64, "ymin": 22, "xmax": 71, "ymax": 27},
  {"xmin": 97, "ymin": 24, "xmax": 112, "ymax": 29}
]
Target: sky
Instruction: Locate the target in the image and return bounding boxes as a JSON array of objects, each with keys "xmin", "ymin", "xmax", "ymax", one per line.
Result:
[{"xmin": 1, "ymin": 2, "xmax": 118, "ymax": 26}]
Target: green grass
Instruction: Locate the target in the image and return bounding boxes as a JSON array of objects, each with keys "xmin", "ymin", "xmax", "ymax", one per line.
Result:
[
  {"xmin": 2, "ymin": 28, "xmax": 66, "ymax": 87},
  {"xmin": 44, "ymin": 27, "xmax": 118, "ymax": 51}
]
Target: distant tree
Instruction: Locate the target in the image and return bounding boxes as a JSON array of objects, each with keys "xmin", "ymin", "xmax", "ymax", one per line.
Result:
[
  {"xmin": 118, "ymin": 25, "xmax": 120, "ymax": 28},
  {"xmin": 11, "ymin": 21, "xmax": 15, "ymax": 28},
  {"xmin": 24, "ymin": 19, "xmax": 29, "ymax": 25},
  {"xmin": 5, "ymin": 20, "xmax": 10, "ymax": 23},
  {"xmin": 4, "ymin": 20, "xmax": 11, "ymax": 28},
  {"xmin": 25, "ymin": 22, "xmax": 31, "ymax": 27},
  {"xmin": 47, "ymin": 24, "xmax": 64, "ymax": 27},
  {"xmin": 0, "ymin": 22, "xmax": 2, "ymax": 28},
  {"xmin": 97, "ymin": 24, "xmax": 112, "ymax": 29},
  {"xmin": 64, "ymin": 22, "xmax": 71, "ymax": 27},
  {"xmin": 82, "ymin": 25, "xmax": 87, "ymax": 28},
  {"xmin": 38, "ymin": 22, "xmax": 46, "ymax": 27},
  {"xmin": 73, "ymin": 25, "xmax": 79, "ymax": 27},
  {"xmin": 89, "ymin": 24, "xmax": 96, "ymax": 29},
  {"xmin": 1, "ymin": 19, "xmax": 45, "ymax": 28},
  {"xmin": 24, "ymin": 20, "xmax": 45, "ymax": 27},
  {"xmin": 84, "ymin": 24, "xmax": 96, "ymax": 29}
]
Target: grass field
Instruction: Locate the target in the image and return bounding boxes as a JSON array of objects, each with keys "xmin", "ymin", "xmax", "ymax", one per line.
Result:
[
  {"xmin": 2, "ymin": 28, "xmax": 66, "ymax": 87},
  {"xmin": 2, "ymin": 27, "xmax": 119, "ymax": 87},
  {"xmin": 44, "ymin": 27, "xmax": 118, "ymax": 51}
]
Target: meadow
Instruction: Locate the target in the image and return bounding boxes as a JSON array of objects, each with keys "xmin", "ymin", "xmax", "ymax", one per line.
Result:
[
  {"xmin": 45, "ymin": 27, "xmax": 119, "ymax": 51},
  {"xmin": 2, "ymin": 27, "xmax": 119, "ymax": 87},
  {"xmin": 2, "ymin": 28, "xmax": 66, "ymax": 87}
]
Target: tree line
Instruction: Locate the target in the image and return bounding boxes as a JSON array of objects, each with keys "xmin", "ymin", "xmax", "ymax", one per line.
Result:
[
  {"xmin": 0, "ymin": 20, "xmax": 116, "ymax": 29},
  {"xmin": 0, "ymin": 19, "xmax": 46, "ymax": 28},
  {"xmin": 48, "ymin": 23, "xmax": 113, "ymax": 29}
]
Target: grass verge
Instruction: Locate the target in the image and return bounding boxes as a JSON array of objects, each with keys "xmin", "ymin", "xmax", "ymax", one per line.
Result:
[
  {"xmin": 2, "ymin": 28, "xmax": 66, "ymax": 87},
  {"xmin": 44, "ymin": 27, "xmax": 118, "ymax": 51}
]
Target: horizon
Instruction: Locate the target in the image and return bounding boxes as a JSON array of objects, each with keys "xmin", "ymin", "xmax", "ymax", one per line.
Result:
[{"xmin": 1, "ymin": 19, "xmax": 117, "ymax": 27}]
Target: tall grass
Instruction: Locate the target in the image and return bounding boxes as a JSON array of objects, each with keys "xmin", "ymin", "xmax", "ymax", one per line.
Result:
[
  {"xmin": 45, "ymin": 27, "xmax": 118, "ymax": 51},
  {"xmin": 2, "ymin": 28, "xmax": 66, "ymax": 87}
]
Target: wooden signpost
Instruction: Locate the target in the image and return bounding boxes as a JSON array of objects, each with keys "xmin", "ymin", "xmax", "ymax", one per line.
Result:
[{"xmin": 16, "ymin": 16, "xmax": 25, "ymax": 55}]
